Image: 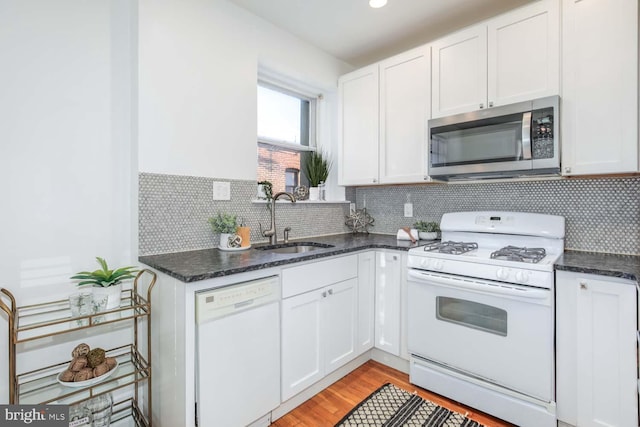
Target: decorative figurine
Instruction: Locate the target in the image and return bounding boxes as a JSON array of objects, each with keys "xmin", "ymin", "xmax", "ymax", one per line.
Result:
[{"xmin": 345, "ymin": 208, "xmax": 375, "ymax": 234}]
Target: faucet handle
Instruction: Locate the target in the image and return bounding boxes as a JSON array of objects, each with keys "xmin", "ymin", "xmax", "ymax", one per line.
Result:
[
  {"xmin": 259, "ymin": 222, "xmax": 274, "ymax": 237},
  {"xmin": 283, "ymin": 227, "xmax": 291, "ymax": 243}
]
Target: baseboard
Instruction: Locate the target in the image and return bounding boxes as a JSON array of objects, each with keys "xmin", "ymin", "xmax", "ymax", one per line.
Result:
[
  {"xmin": 271, "ymin": 352, "xmax": 371, "ymax": 421},
  {"xmin": 271, "ymin": 348, "xmax": 410, "ymax": 422},
  {"xmin": 370, "ymin": 348, "xmax": 410, "ymax": 374}
]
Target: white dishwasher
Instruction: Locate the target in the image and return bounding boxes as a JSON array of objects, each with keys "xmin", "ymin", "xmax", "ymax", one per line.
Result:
[{"xmin": 196, "ymin": 275, "xmax": 280, "ymax": 427}]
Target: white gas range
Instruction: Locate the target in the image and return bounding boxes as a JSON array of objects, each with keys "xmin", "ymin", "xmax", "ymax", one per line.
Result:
[{"xmin": 407, "ymin": 211, "xmax": 565, "ymax": 427}]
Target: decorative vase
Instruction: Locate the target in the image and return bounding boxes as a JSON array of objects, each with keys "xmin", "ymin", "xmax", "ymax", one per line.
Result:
[
  {"xmin": 418, "ymin": 231, "xmax": 438, "ymax": 240},
  {"xmin": 308, "ymin": 187, "xmax": 319, "ymax": 201},
  {"xmin": 92, "ymin": 283, "xmax": 122, "ymax": 311}
]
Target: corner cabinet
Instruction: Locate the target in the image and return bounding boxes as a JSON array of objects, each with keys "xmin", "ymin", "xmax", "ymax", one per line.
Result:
[
  {"xmin": 561, "ymin": 0, "xmax": 639, "ymax": 176},
  {"xmin": 0, "ymin": 270, "xmax": 156, "ymax": 426},
  {"xmin": 338, "ymin": 46, "xmax": 430, "ymax": 185},
  {"xmin": 556, "ymin": 270, "xmax": 638, "ymax": 427},
  {"xmin": 431, "ymin": 0, "xmax": 559, "ymax": 118}
]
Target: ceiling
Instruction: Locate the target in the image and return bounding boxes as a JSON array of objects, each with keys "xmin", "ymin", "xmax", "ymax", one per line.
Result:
[{"xmin": 229, "ymin": 0, "xmax": 535, "ymax": 67}]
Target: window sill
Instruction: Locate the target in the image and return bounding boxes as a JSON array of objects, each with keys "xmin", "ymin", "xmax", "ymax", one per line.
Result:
[{"xmin": 251, "ymin": 199, "xmax": 350, "ymax": 204}]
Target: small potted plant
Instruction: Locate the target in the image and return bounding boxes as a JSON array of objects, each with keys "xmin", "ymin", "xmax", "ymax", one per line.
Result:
[
  {"xmin": 414, "ymin": 221, "xmax": 440, "ymax": 240},
  {"xmin": 208, "ymin": 212, "xmax": 240, "ymax": 249},
  {"xmin": 71, "ymin": 257, "xmax": 138, "ymax": 310},
  {"xmin": 303, "ymin": 150, "xmax": 332, "ymax": 201}
]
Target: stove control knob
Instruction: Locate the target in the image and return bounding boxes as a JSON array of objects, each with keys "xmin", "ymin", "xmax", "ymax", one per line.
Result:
[
  {"xmin": 496, "ymin": 268, "xmax": 509, "ymax": 281},
  {"xmin": 420, "ymin": 259, "xmax": 429, "ymax": 268},
  {"xmin": 433, "ymin": 260, "xmax": 444, "ymax": 271},
  {"xmin": 515, "ymin": 271, "xmax": 529, "ymax": 283}
]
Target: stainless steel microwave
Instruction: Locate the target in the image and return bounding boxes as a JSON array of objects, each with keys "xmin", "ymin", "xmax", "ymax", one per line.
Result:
[{"xmin": 428, "ymin": 96, "xmax": 559, "ymax": 180}]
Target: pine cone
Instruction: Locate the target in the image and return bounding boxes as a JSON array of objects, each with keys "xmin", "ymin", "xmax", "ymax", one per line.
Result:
[
  {"xmin": 86, "ymin": 348, "xmax": 106, "ymax": 368},
  {"xmin": 69, "ymin": 356, "xmax": 88, "ymax": 372},
  {"xmin": 71, "ymin": 343, "xmax": 91, "ymax": 358},
  {"xmin": 74, "ymin": 368, "xmax": 94, "ymax": 382},
  {"xmin": 93, "ymin": 362, "xmax": 110, "ymax": 377},
  {"xmin": 59, "ymin": 370, "xmax": 75, "ymax": 382}
]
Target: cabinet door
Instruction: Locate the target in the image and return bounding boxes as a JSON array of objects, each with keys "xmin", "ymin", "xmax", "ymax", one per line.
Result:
[
  {"xmin": 281, "ymin": 289, "xmax": 323, "ymax": 401},
  {"xmin": 575, "ymin": 277, "xmax": 637, "ymax": 427},
  {"xmin": 374, "ymin": 252, "xmax": 402, "ymax": 356},
  {"xmin": 561, "ymin": 0, "xmax": 638, "ymax": 175},
  {"xmin": 556, "ymin": 271, "xmax": 638, "ymax": 427},
  {"xmin": 357, "ymin": 252, "xmax": 376, "ymax": 354},
  {"xmin": 338, "ymin": 65, "xmax": 380, "ymax": 185},
  {"xmin": 324, "ymin": 278, "xmax": 358, "ymax": 374},
  {"xmin": 432, "ymin": 25, "xmax": 487, "ymax": 118},
  {"xmin": 487, "ymin": 0, "xmax": 559, "ymax": 107},
  {"xmin": 379, "ymin": 46, "xmax": 430, "ymax": 184}
]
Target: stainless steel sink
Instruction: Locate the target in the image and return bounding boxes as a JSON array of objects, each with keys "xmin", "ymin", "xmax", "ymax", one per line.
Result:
[{"xmin": 254, "ymin": 242, "xmax": 335, "ymax": 254}]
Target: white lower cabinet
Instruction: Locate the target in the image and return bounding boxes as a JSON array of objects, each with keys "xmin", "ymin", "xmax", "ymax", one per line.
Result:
[
  {"xmin": 556, "ymin": 270, "xmax": 638, "ymax": 427},
  {"xmin": 357, "ymin": 251, "xmax": 376, "ymax": 354},
  {"xmin": 374, "ymin": 251, "xmax": 408, "ymax": 359},
  {"xmin": 281, "ymin": 256, "xmax": 358, "ymax": 401}
]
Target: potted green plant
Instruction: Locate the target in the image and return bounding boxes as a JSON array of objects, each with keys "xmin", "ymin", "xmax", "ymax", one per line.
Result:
[
  {"xmin": 208, "ymin": 212, "xmax": 239, "ymax": 249},
  {"xmin": 414, "ymin": 220, "xmax": 440, "ymax": 240},
  {"xmin": 71, "ymin": 257, "xmax": 138, "ymax": 310},
  {"xmin": 303, "ymin": 150, "xmax": 332, "ymax": 201}
]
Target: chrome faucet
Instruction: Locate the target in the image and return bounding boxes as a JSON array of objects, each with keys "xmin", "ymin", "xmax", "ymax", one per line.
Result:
[{"xmin": 262, "ymin": 192, "xmax": 296, "ymax": 245}]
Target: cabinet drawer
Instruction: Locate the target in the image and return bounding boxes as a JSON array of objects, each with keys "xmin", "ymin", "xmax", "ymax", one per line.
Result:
[{"xmin": 282, "ymin": 255, "xmax": 358, "ymax": 298}]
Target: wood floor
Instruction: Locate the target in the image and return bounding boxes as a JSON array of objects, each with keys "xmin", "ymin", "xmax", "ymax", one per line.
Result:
[{"xmin": 271, "ymin": 360, "xmax": 516, "ymax": 427}]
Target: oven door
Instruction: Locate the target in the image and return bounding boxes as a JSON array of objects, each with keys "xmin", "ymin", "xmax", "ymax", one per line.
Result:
[{"xmin": 407, "ymin": 269, "xmax": 553, "ymax": 401}]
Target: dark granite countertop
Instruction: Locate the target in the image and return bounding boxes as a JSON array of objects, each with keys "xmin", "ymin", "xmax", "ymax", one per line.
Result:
[
  {"xmin": 555, "ymin": 250, "xmax": 640, "ymax": 282},
  {"xmin": 139, "ymin": 233, "xmax": 420, "ymax": 283},
  {"xmin": 140, "ymin": 233, "xmax": 640, "ymax": 284}
]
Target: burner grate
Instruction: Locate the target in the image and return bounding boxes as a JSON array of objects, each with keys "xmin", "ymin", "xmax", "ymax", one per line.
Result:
[
  {"xmin": 423, "ymin": 241, "xmax": 478, "ymax": 255},
  {"xmin": 490, "ymin": 246, "xmax": 546, "ymax": 263}
]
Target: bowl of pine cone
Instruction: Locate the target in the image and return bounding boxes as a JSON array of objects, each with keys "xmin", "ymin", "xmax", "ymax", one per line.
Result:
[{"xmin": 57, "ymin": 343, "xmax": 119, "ymax": 387}]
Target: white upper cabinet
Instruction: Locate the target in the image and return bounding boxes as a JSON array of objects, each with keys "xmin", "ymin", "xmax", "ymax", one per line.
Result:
[
  {"xmin": 432, "ymin": 25, "xmax": 487, "ymax": 118},
  {"xmin": 561, "ymin": 0, "xmax": 639, "ymax": 175},
  {"xmin": 338, "ymin": 65, "xmax": 379, "ymax": 186},
  {"xmin": 379, "ymin": 47, "xmax": 431, "ymax": 184},
  {"xmin": 432, "ymin": 0, "xmax": 559, "ymax": 118},
  {"xmin": 339, "ymin": 47, "xmax": 430, "ymax": 185}
]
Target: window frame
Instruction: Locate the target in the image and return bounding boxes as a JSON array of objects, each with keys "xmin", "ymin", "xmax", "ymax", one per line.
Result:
[{"xmin": 257, "ymin": 79, "xmax": 318, "ymax": 153}]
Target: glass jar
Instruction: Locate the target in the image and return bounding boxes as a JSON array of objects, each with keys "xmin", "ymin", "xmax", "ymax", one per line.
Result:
[
  {"xmin": 85, "ymin": 393, "xmax": 113, "ymax": 427},
  {"xmin": 68, "ymin": 404, "xmax": 92, "ymax": 427}
]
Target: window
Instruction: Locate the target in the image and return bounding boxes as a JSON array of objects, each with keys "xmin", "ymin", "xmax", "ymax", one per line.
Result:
[
  {"xmin": 285, "ymin": 168, "xmax": 299, "ymax": 193},
  {"xmin": 257, "ymin": 81, "xmax": 316, "ymax": 194}
]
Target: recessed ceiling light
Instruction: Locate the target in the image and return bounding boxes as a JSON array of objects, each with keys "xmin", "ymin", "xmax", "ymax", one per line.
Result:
[{"xmin": 369, "ymin": 0, "xmax": 387, "ymax": 8}]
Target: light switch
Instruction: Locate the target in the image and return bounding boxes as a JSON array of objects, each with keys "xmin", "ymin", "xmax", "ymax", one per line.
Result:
[{"xmin": 212, "ymin": 181, "xmax": 231, "ymax": 201}]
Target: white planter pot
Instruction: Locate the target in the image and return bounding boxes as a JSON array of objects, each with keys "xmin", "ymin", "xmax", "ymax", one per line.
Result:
[
  {"xmin": 92, "ymin": 283, "xmax": 122, "ymax": 311},
  {"xmin": 219, "ymin": 233, "xmax": 242, "ymax": 249},
  {"xmin": 308, "ymin": 187, "xmax": 319, "ymax": 201},
  {"xmin": 418, "ymin": 231, "xmax": 438, "ymax": 240}
]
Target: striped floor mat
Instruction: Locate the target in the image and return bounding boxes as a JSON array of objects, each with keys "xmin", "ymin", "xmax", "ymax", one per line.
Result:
[{"xmin": 335, "ymin": 383, "xmax": 484, "ymax": 427}]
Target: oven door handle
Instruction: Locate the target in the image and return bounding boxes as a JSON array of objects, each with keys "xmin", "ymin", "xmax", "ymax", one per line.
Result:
[{"xmin": 408, "ymin": 269, "xmax": 549, "ymax": 300}]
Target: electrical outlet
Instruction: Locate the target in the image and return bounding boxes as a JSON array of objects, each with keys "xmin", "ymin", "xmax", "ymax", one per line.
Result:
[
  {"xmin": 212, "ymin": 181, "xmax": 231, "ymax": 200},
  {"xmin": 404, "ymin": 203, "xmax": 413, "ymax": 218},
  {"xmin": 349, "ymin": 203, "xmax": 356, "ymax": 213}
]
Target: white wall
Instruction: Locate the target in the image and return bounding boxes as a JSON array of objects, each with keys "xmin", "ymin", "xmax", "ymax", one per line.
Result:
[
  {"xmin": 138, "ymin": 0, "xmax": 353, "ymax": 182},
  {"xmin": 0, "ymin": 0, "xmax": 136, "ymax": 403}
]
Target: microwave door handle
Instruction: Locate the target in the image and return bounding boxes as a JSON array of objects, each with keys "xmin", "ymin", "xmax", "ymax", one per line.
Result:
[{"xmin": 521, "ymin": 111, "xmax": 532, "ymax": 160}]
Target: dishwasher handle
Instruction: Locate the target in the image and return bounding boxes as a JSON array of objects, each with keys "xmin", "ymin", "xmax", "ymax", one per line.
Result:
[{"xmin": 196, "ymin": 275, "xmax": 280, "ymax": 323}]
